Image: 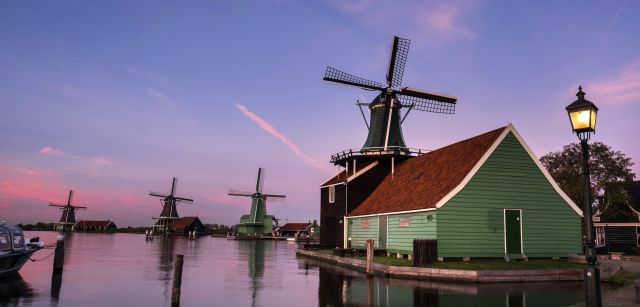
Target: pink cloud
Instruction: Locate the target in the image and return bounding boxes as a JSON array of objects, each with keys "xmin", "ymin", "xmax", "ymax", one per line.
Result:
[
  {"xmin": 235, "ymin": 103, "xmax": 329, "ymax": 172},
  {"xmin": 90, "ymin": 157, "xmax": 117, "ymax": 166},
  {"xmin": 39, "ymin": 146, "xmax": 66, "ymax": 156},
  {"xmin": 585, "ymin": 57, "xmax": 640, "ymax": 105},
  {"xmin": 418, "ymin": 3, "xmax": 474, "ymax": 40},
  {"xmin": 14, "ymin": 167, "xmax": 55, "ymax": 177},
  {"xmin": 146, "ymin": 86, "xmax": 172, "ymax": 106},
  {"xmin": 331, "ymin": 0, "xmax": 478, "ymax": 43},
  {"xmin": 201, "ymin": 191, "xmax": 242, "ymax": 205}
]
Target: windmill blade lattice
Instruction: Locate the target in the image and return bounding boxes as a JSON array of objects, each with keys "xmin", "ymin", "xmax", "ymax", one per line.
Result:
[
  {"xmin": 171, "ymin": 177, "xmax": 178, "ymax": 196},
  {"xmin": 324, "ymin": 67, "xmax": 385, "ymax": 91},
  {"xmin": 174, "ymin": 197, "xmax": 194, "ymax": 203},
  {"xmin": 256, "ymin": 168, "xmax": 266, "ymax": 194},
  {"xmin": 149, "ymin": 191, "xmax": 169, "ymax": 198},
  {"xmin": 397, "ymin": 94, "xmax": 456, "ymax": 114},
  {"xmin": 228, "ymin": 189, "xmax": 254, "ymax": 197},
  {"xmin": 386, "ymin": 36, "xmax": 410, "ymax": 89}
]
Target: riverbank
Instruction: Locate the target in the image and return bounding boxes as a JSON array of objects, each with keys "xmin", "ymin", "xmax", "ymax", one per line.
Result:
[{"xmin": 296, "ymin": 249, "xmax": 584, "ymax": 283}]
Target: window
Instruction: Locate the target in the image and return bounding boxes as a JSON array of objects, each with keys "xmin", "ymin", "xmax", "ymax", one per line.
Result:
[
  {"xmin": 595, "ymin": 226, "xmax": 606, "ymax": 246},
  {"xmin": 399, "ymin": 217, "xmax": 410, "ymax": 227},
  {"xmin": 361, "ymin": 219, "xmax": 369, "ymax": 228},
  {"xmin": 328, "ymin": 185, "xmax": 335, "ymax": 204}
]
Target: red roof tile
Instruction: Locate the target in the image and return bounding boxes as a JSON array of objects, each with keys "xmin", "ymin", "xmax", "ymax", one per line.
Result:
[
  {"xmin": 167, "ymin": 216, "xmax": 201, "ymax": 230},
  {"xmin": 279, "ymin": 223, "xmax": 310, "ymax": 232},
  {"xmin": 348, "ymin": 127, "xmax": 507, "ymax": 216}
]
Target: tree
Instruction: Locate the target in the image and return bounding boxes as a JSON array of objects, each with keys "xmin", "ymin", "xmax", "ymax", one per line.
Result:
[{"xmin": 540, "ymin": 142, "xmax": 636, "ymax": 214}]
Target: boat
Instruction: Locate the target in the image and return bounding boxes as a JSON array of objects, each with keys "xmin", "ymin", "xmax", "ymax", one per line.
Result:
[{"xmin": 0, "ymin": 223, "xmax": 44, "ymax": 278}]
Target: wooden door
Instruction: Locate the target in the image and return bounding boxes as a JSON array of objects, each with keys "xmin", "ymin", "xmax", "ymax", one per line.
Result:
[
  {"xmin": 504, "ymin": 209, "xmax": 522, "ymax": 254},
  {"xmin": 378, "ymin": 215, "xmax": 387, "ymax": 249}
]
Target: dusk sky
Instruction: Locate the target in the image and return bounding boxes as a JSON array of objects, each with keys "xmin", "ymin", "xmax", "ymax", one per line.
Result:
[{"xmin": 1, "ymin": 1, "xmax": 638, "ymax": 227}]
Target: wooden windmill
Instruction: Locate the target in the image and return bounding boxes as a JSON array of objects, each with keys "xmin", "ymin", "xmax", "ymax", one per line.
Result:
[
  {"xmin": 149, "ymin": 177, "xmax": 194, "ymax": 234},
  {"xmin": 319, "ymin": 36, "xmax": 458, "ymax": 247},
  {"xmin": 49, "ymin": 190, "xmax": 87, "ymax": 232},
  {"xmin": 229, "ymin": 168, "xmax": 285, "ymax": 236},
  {"xmin": 324, "ymin": 36, "xmax": 457, "ymax": 164}
]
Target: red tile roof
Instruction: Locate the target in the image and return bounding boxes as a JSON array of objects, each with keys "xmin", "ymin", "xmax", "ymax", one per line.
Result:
[
  {"xmin": 348, "ymin": 127, "xmax": 507, "ymax": 216},
  {"xmin": 75, "ymin": 220, "xmax": 115, "ymax": 228},
  {"xmin": 279, "ymin": 223, "xmax": 310, "ymax": 232},
  {"xmin": 167, "ymin": 216, "xmax": 201, "ymax": 230}
]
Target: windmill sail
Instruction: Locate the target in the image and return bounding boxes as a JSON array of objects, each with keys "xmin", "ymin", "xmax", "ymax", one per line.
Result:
[{"xmin": 323, "ymin": 35, "xmax": 457, "ymax": 160}]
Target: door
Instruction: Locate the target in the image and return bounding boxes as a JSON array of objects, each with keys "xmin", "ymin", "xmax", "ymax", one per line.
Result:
[
  {"xmin": 378, "ymin": 215, "xmax": 387, "ymax": 249},
  {"xmin": 504, "ymin": 209, "xmax": 522, "ymax": 254}
]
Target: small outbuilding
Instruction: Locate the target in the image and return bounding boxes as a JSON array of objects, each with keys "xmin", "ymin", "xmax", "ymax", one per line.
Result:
[
  {"xmin": 74, "ymin": 220, "xmax": 117, "ymax": 232},
  {"xmin": 279, "ymin": 220, "xmax": 320, "ymax": 238},
  {"xmin": 345, "ymin": 125, "xmax": 583, "ymax": 260},
  {"xmin": 162, "ymin": 216, "xmax": 205, "ymax": 236},
  {"xmin": 594, "ymin": 180, "xmax": 640, "ymax": 255}
]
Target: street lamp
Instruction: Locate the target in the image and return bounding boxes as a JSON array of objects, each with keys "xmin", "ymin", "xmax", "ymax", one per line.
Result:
[{"xmin": 566, "ymin": 86, "xmax": 601, "ymax": 307}]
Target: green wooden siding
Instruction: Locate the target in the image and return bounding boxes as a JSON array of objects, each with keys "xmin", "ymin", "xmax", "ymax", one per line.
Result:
[
  {"xmin": 348, "ymin": 216, "xmax": 379, "ymax": 248},
  {"xmin": 386, "ymin": 212, "xmax": 437, "ymax": 254},
  {"xmin": 437, "ymin": 132, "xmax": 582, "ymax": 258}
]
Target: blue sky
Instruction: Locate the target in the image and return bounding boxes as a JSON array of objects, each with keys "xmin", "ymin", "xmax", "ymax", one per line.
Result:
[{"xmin": 1, "ymin": 0, "xmax": 639, "ymax": 226}]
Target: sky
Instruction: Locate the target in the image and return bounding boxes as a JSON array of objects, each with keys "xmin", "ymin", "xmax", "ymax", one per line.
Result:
[{"xmin": 1, "ymin": 1, "xmax": 639, "ymax": 227}]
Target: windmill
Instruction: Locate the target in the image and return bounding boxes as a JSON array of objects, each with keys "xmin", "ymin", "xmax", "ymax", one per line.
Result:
[
  {"xmin": 229, "ymin": 168, "xmax": 285, "ymax": 236},
  {"xmin": 324, "ymin": 35, "xmax": 457, "ymax": 164},
  {"xmin": 49, "ymin": 190, "xmax": 87, "ymax": 232},
  {"xmin": 149, "ymin": 177, "xmax": 194, "ymax": 234}
]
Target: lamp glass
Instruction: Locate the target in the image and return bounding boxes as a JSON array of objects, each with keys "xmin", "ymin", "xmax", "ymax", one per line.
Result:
[{"xmin": 568, "ymin": 108, "xmax": 597, "ymax": 132}]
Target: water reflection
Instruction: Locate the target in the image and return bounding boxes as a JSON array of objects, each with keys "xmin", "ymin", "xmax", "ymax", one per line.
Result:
[
  {"xmin": 156, "ymin": 235, "xmax": 176, "ymax": 301},
  {"xmin": 50, "ymin": 272, "xmax": 62, "ymax": 301},
  {"xmin": 307, "ymin": 258, "xmax": 584, "ymax": 307},
  {"xmin": 0, "ymin": 274, "xmax": 36, "ymax": 305},
  {"xmin": 13, "ymin": 232, "xmax": 586, "ymax": 306},
  {"xmin": 237, "ymin": 240, "xmax": 265, "ymax": 307}
]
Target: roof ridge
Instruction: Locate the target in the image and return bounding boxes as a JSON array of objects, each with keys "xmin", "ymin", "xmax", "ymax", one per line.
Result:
[{"xmin": 348, "ymin": 126, "xmax": 509, "ymax": 216}]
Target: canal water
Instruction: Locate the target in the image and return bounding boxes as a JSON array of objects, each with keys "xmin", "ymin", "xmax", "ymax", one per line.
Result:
[{"xmin": 1, "ymin": 231, "xmax": 585, "ymax": 306}]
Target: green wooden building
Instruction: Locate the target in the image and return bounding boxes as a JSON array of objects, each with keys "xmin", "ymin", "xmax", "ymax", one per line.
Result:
[{"xmin": 345, "ymin": 125, "xmax": 583, "ymax": 260}]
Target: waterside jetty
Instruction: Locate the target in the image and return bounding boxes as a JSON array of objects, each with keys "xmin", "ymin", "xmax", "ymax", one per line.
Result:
[{"xmin": 296, "ymin": 248, "xmax": 584, "ymax": 283}]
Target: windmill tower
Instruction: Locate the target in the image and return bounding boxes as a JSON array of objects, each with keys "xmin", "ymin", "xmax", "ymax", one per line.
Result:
[
  {"xmin": 320, "ymin": 36, "xmax": 458, "ymax": 247},
  {"xmin": 229, "ymin": 168, "xmax": 285, "ymax": 236},
  {"xmin": 149, "ymin": 177, "xmax": 194, "ymax": 234},
  {"xmin": 49, "ymin": 190, "xmax": 87, "ymax": 232}
]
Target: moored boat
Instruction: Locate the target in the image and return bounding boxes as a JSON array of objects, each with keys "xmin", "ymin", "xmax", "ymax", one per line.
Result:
[{"xmin": 0, "ymin": 223, "xmax": 44, "ymax": 278}]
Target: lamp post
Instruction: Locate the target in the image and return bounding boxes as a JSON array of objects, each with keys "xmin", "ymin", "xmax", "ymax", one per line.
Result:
[{"xmin": 565, "ymin": 86, "xmax": 601, "ymax": 307}]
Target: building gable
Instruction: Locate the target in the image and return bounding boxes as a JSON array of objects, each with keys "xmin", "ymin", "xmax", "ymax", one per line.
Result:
[
  {"xmin": 436, "ymin": 125, "xmax": 582, "ymax": 216},
  {"xmin": 437, "ymin": 129, "xmax": 582, "ymax": 257}
]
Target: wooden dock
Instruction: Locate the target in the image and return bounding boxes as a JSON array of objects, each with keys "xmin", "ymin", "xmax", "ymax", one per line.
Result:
[{"xmin": 225, "ymin": 234, "xmax": 287, "ymax": 241}]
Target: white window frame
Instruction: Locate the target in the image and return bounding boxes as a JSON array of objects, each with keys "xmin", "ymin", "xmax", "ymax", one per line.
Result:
[
  {"xmin": 595, "ymin": 226, "xmax": 606, "ymax": 246},
  {"xmin": 399, "ymin": 216, "xmax": 410, "ymax": 228},
  {"xmin": 328, "ymin": 185, "xmax": 335, "ymax": 204},
  {"xmin": 361, "ymin": 219, "xmax": 369, "ymax": 228}
]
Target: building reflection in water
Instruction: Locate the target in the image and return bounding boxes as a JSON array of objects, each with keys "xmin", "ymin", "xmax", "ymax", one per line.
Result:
[
  {"xmin": 156, "ymin": 235, "xmax": 176, "ymax": 301},
  {"xmin": 309, "ymin": 258, "xmax": 583, "ymax": 307},
  {"xmin": 236, "ymin": 240, "xmax": 266, "ymax": 307},
  {"xmin": 0, "ymin": 274, "xmax": 36, "ymax": 305}
]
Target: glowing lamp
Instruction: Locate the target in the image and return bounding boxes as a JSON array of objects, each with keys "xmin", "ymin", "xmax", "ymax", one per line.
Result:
[{"xmin": 566, "ymin": 86, "xmax": 598, "ymax": 136}]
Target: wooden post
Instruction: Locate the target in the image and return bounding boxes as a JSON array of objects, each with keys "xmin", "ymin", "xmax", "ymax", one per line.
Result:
[
  {"xmin": 366, "ymin": 239, "xmax": 374, "ymax": 275},
  {"xmin": 52, "ymin": 235, "xmax": 65, "ymax": 274},
  {"xmin": 171, "ymin": 254, "xmax": 184, "ymax": 307}
]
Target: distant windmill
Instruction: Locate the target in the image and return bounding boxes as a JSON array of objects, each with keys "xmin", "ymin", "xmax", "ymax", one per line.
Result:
[
  {"xmin": 149, "ymin": 177, "xmax": 194, "ymax": 234},
  {"xmin": 49, "ymin": 190, "xmax": 87, "ymax": 232},
  {"xmin": 229, "ymin": 168, "xmax": 285, "ymax": 236},
  {"xmin": 324, "ymin": 36, "xmax": 457, "ymax": 159}
]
